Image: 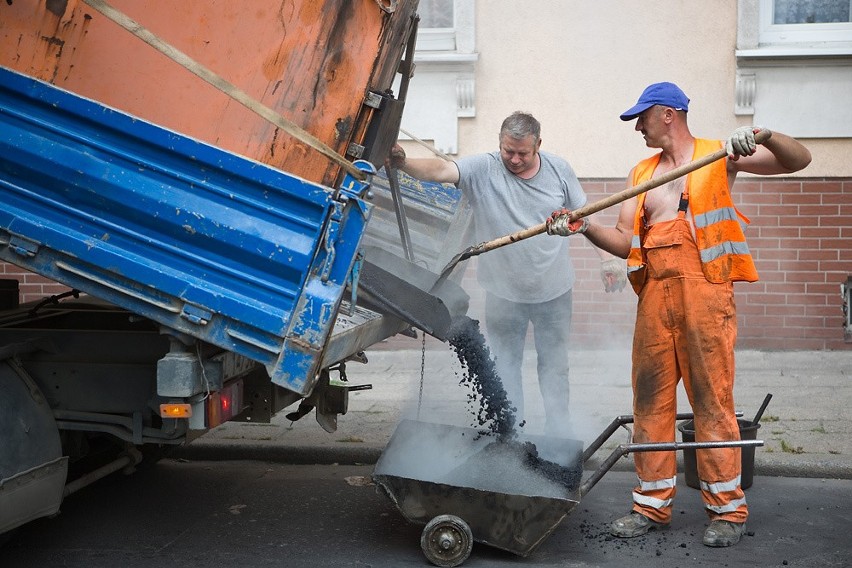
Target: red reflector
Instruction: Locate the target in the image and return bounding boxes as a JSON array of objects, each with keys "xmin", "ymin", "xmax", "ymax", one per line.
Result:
[{"xmin": 206, "ymin": 378, "xmax": 244, "ymax": 429}]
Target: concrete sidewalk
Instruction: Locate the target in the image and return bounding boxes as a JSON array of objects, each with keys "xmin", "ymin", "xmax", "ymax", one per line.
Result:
[{"xmin": 177, "ymin": 345, "xmax": 852, "ymax": 480}]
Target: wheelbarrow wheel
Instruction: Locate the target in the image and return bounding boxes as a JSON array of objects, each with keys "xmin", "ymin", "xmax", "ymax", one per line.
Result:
[{"xmin": 420, "ymin": 514, "xmax": 473, "ymax": 567}]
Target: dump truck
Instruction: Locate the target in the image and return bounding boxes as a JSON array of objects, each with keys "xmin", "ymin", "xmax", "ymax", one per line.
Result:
[{"xmin": 0, "ymin": 0, "xmax": 469, "ymax": 536}]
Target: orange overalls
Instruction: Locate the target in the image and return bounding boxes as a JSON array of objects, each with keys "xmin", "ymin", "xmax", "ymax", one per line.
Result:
[{"xmin": 629, "ymin": 196, "xmax": 748, "ymax": 525}]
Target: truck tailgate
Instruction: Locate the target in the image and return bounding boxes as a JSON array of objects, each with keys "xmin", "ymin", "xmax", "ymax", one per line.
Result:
[{"xmin": 0, "ymin": 66, "xmax": 371, "ymax": 395}]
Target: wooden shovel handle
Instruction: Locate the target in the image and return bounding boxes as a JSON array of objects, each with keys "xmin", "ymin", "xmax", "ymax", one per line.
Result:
[{"xmin": 466, "ymin": 129, "xmax": 771, "ymax": 257}]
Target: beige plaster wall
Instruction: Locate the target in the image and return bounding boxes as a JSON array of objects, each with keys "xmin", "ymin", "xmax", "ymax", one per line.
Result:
[{"xmin": 450, "ymin": 0, "xmax": 848, "ymax": 178}]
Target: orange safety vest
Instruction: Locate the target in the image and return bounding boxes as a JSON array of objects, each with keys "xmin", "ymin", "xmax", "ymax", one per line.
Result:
[{"xmin": 626, "ymin": 138, "xmax": 759, "ymax": 294}]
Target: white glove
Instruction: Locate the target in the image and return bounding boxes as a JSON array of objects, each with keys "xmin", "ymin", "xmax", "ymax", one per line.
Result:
[
  {"xmin": 725, "ymin": 126, "xmax": 765, "ymax": 158},
  {"xmin": 600, "ymin": 257, "xmax": 627, "ymax": 293},
  {"xmin": 546, "ymin": 208, "xmax": 589, "ymax": 236}
]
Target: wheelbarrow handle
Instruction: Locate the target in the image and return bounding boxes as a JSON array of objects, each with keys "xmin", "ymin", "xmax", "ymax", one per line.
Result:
[
  {"xmin": 581, "ymin": 412, "xmax": 744, "ymax": 463},
  {"xmin": 579, "ymin": 438, "xmax": 764, "ymax": 498}
]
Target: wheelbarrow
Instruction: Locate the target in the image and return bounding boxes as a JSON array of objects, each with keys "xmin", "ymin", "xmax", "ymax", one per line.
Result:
[{"xmin": 373, "ymin": 414, "xmax": 762, "ymax": 567}]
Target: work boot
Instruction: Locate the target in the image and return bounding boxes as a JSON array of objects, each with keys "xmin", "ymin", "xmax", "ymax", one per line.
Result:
[
  {"xmin": 610, "ymin": 512, "xmax": 668, "ymax": 538},
  {"xmin": 703, "ymin": 520, "xmax": 746, "ymax": 547}
]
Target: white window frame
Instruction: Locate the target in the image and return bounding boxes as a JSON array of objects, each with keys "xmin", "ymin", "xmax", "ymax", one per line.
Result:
[
  {"xmin": 416, "ymin": 28, "xmax": 457, "ymax": 51},
  {"xmin": 759, "ymin": 0, "xmax": 852, "ymax": 46}
]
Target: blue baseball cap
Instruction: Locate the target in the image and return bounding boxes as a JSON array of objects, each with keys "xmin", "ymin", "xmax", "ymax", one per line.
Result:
[{"xmin": 620, "ymin": 82, "xmax": 690, "ymax": 121}]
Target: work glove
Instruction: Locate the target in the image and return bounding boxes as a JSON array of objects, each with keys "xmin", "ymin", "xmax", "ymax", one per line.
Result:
[
  {"xmin": 725, "ymin": 126, "xmax": 768, "ymax": 158},
  {"xmin": 546, "ymin": 208, "xmax": 588, "ymax": 236},
  {"xmin": 600, "ymin": 257, "xmax": 627, "ymax": 293}
]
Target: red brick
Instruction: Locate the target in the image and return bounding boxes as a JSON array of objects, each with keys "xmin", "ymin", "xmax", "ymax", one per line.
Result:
[
  {"xmin": 733, "ymin": 180, "xmax": 762, "ymax": 193},
  {"xmin": 784, "ymin": 315, "xmax": 826, "ymax": 327},
  {"xmin": 757, "ymin": 181, "xmax": 800, "ymax": 194},
  {"xmin": 804, "ymin": 327, "xmax": 847, "ymax": 340},
  {"xmin": 761, "ymin": 281, "xmax": 806, "ymax": 294},
  {"xmin": 820, "ymin": 216, "xmax": 852, "ymax": 227},
  {"xmin": 823, "ymin": 192, "xmax": 852, "ymax": 204},
  {"xmin": 761, "ymin": 325, "xmax": 804, "ymax": 338},
  {"xmin": 799, "ymin": 249, "xmax": 839, "ymax": 261},
  {"xmin": 798, "ymin": 204, "xmax": 841, "ymax": 216},
  {"xmin": 754, "ymin": 227, "xmax": 798, "ymax": 239},
  {"xmin": 740, "ymin": 193, "xmax": 782, "ymax": 205},
  {"xmin": 798, "ymin": 181, "xmax": 844, "ymax": 193},
  {"xmin": 820, "ymin": 261, "xmax": 852, "ymax": 273},
  {"xmin": 807, "ymin": 282, "xmax": 844, "ymax": 295},
  {"xmin": 766, "ymin": 304, "xmax": 805, "ymax": 316},
  {"xmin": 758, "ymin": 204, "xmax": 802, "ymax": 216},
  {"xmin": 783, "ymin": 238, "xmax": 820, "ymax": 249},
  {"xmin": 800, "ymin": 227, "xmax": 841, "ymax": 238},
  {"xmin": 781, "ymin": 192, "xmax": 827, "ymax": 205},
  {"xmin": 805, "ymin": 304, "xmax": 843, "ymax": 317},
  {"xmin": 736, "ymin": 303, "xmax": 766, "ymax": 316},
  {"xmin": 786, "ymin": 271, "xmax": 826, "ymax": 284}
]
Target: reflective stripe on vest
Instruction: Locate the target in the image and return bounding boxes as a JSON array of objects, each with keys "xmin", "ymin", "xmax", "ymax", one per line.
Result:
[
  {"xmin": 700, "ymin": 240, "xmax": 752, "ymax": 264},
  {"xmin": 693, "ymin": 206, "xmax": 745, "ymax": 229}
]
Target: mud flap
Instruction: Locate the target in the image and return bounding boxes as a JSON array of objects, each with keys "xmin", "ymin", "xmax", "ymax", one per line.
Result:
[
  {"xmin": 1, "ymin": 457, "xmax": 68, "ymax": 534},
  {"xmin": 0, "ymin": 356, "xmax": 66, "ymax": 535}
]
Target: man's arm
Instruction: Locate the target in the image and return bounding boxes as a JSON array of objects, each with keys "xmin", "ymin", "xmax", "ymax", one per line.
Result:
[
  {"xmin": 582, "ymin": 198, "xmax": 636, "ymax": 260},
  {"xmin": 726, "ymin": 127, "xmax": 812, "ymax": 177},
  {"xmin": 388, "ymin": 143, "xmax": 460, "ymax": 184}
]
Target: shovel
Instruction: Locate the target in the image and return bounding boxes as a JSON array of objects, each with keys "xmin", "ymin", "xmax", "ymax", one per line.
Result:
[{"xmin": 432, "ymin": 130, "xmax": 771, "ymax": 288}]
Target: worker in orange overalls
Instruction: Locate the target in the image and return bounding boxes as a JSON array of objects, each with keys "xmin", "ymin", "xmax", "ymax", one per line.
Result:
[{"xmin": 546, "ymin": 82, "xmax": 811, "ymax": 547}]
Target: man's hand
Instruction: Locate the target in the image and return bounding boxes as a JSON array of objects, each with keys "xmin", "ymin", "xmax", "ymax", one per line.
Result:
[
  {"xmin": 386, "ymin": 143, "xmax": 406, "ymax": 170},
  {"xmin": 546, "ymin": 208, "xmax": 588, "ymax": 236},
  {"xmin": 600, "ymin": 257, "xmax": 627, "ymax": 293},
  {"xmin": 726, "ymin": 126, "xmax": 768, "ymax": 159}
]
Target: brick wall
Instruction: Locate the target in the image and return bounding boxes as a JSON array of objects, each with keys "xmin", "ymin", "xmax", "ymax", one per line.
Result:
[
  {"xmin": 1, "ymin": 264, "xmax": 69, "ymax": 302},
  {"xmin": 2, "ymin": 178, "xmax": 850, "ymax": 351}
]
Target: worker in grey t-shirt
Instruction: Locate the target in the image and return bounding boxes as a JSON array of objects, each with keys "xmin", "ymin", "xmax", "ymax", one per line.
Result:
[{"xmin": 388, "ymin": 111, "xmax": 626, "ymax": 435}]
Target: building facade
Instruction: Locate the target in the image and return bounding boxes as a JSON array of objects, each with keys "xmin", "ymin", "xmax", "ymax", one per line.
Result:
[{"xmin": 399, "ymin": 0, "xmax": 852, "ymax": 350}]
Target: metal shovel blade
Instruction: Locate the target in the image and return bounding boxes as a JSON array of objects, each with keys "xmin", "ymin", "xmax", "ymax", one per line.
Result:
[{"xmin": 357, "ymin": 259, "xmax": 452, "ymax": 340}]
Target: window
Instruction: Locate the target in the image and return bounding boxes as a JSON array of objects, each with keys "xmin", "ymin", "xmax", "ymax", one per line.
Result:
[
  {"xmin": 760, "ymin": 0, "xmax": 852, "ymax": 45},
  {"xmin": 395, "ymin": 0, "xmax": 477, "ymax": 154},
  {"xmin": 736, "ymin": 0, "xmax": 852, "ymax": 136},
  {"xmin": 419, "ymin": 0, "xmax": 454, "ymax": 27},
  {"xmin": 417, "ymin": 0, "xmax": 457, "ymax": 51}
]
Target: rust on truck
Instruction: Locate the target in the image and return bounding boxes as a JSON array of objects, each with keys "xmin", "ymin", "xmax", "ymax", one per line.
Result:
[{"xmin": 0, "ymin": 0, "xmax": 417, "ymax": 187}]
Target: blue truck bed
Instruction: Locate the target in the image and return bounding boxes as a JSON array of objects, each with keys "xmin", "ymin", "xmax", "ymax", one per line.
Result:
[{"xmin": 0, "ymin": 65, "xmax": 374, "ymax": 395}]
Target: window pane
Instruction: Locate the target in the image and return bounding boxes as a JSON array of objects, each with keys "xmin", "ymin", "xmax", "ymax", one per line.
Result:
[
  {"xmin": 419, "ymin": 0, "xmax": 454, "ymax": 28},
  {"xmin": 773, "ymin": 0, "xmax": 852, "ymax": 24}
]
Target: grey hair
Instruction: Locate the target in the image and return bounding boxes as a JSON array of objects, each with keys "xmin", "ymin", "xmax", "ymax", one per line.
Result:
[{"xmin": 500, "ymin": 111, "xmax": 541, "ymax": 143}]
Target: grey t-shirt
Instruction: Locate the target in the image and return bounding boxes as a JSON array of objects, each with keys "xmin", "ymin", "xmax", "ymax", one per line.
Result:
[{"xmin": 455, "ymin": 151, "xmax": 587, "ymax": 303}]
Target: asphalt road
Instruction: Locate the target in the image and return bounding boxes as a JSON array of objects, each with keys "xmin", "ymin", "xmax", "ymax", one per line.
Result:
[{"xmin": 1, "ymin": 459, "xmax": 849, "ymax": 568}]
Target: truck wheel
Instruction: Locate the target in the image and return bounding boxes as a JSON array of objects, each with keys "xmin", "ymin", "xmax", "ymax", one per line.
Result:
[{"xmin": 420, "ymin": 514, "xmax": 473, "ymax": 567}]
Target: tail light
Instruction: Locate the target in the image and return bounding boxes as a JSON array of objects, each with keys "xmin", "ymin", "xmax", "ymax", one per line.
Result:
[{"xmin": 206, "ymin": 378, "xmax": 245, "ymax": 428}]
